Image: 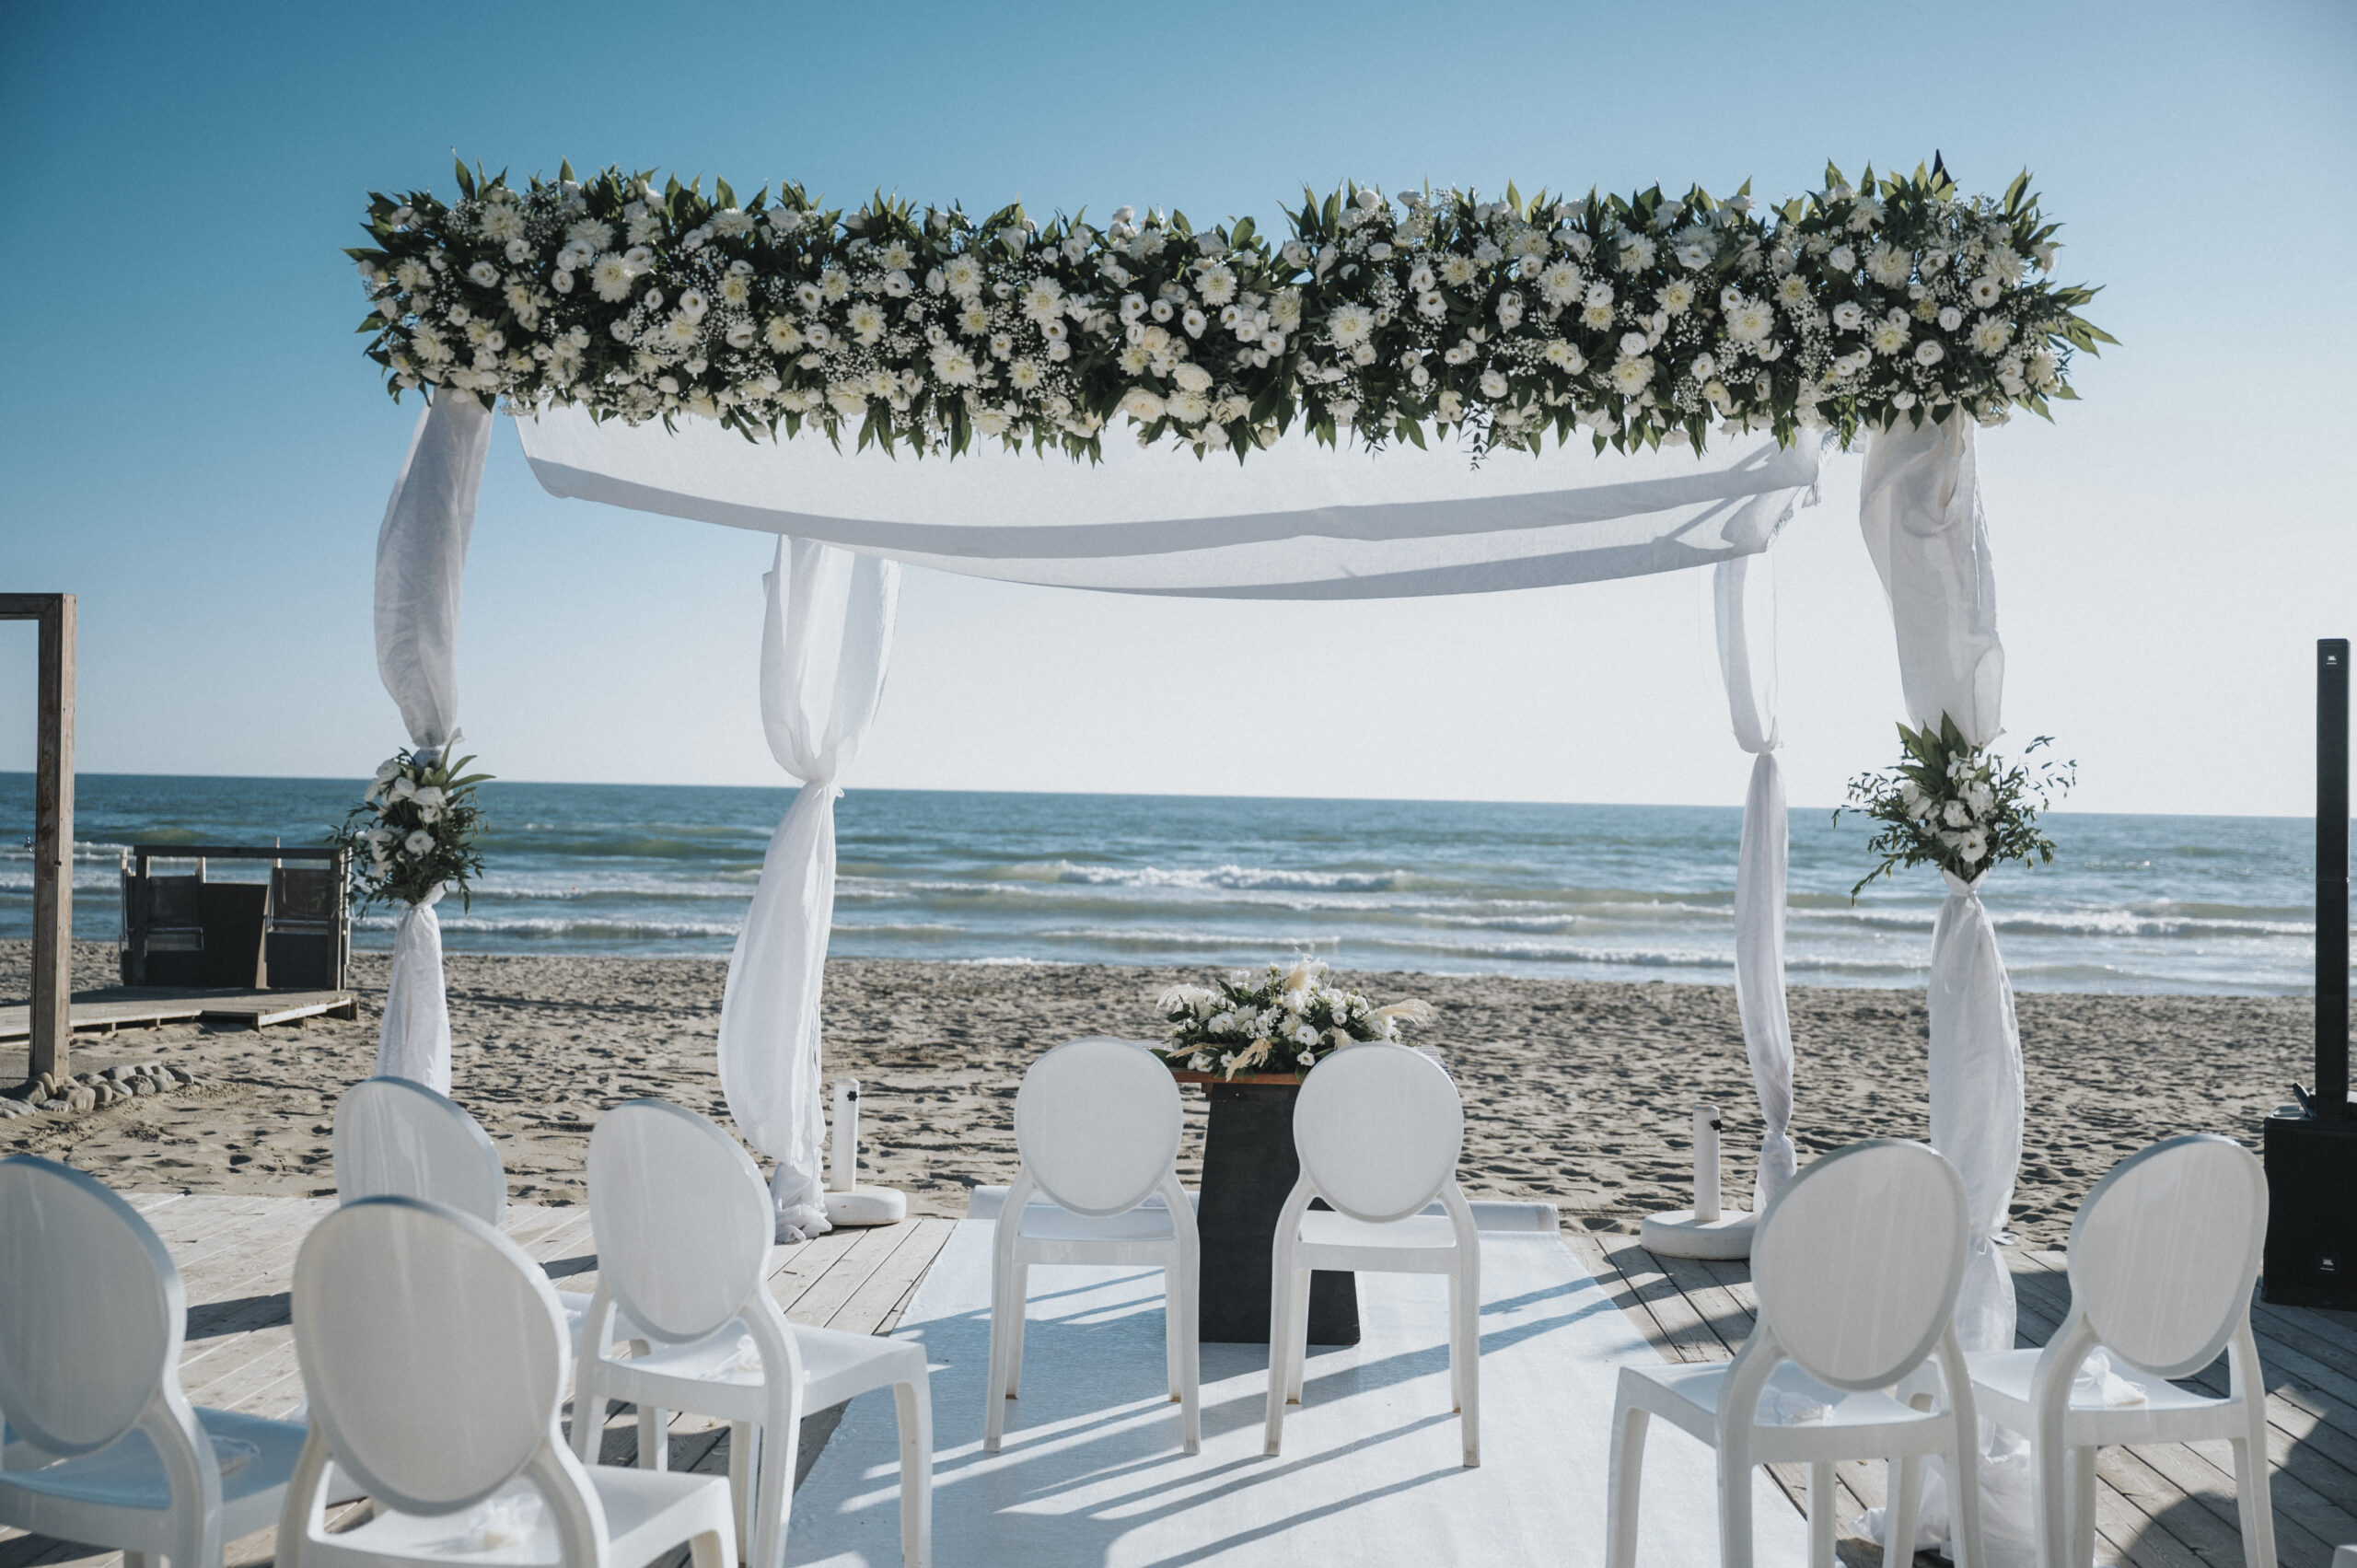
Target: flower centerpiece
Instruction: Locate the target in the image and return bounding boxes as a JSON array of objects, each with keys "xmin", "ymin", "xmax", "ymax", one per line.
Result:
[
  {"xmin": 331, "ymin": 746, "xmax": 492, "ymax": 909},
  {"xmin": 1156, "ymin": 958, "xmax": 1434, "ymax": 1080},
  {"xmin": 1838, "ymin": 714, "xmax": 2074, "ymax": 897}
]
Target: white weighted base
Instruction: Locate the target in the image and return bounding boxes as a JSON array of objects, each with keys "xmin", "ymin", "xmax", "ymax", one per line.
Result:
[
  {"xmin": 825, "ymin": 1186, "xmax": 907, "ymax": 1227},
  {"xmin": 1638, "ymin": 1208, "xmax": 1755, "ymax": 1260}
]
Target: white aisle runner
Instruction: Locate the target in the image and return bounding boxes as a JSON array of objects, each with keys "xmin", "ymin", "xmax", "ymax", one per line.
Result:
[{"xmin": 788, "ymin": 1211, "xmax": 1806, "ymax": 1567}]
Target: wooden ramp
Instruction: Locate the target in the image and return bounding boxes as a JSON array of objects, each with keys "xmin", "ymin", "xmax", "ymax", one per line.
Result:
[
  {"xmin": 0, "ymin": 988, "xmax": 356, "ymax": 1043},
  {"xmin": 1568, "ymin": 1233, "xmax": 2357, "ymax": 1568},
  {"xmin": 0, "ymin": 1193, "xmax": 957, "ymax": 1568}
]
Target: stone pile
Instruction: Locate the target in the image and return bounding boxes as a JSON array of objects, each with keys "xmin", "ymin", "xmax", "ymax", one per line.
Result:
[{"xmin": 1, "ymin": 1061, "xmax": 201, "ymax": 1119}]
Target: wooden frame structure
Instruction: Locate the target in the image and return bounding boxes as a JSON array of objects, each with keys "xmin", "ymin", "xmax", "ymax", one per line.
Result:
[{"xmin": 2, "ymin": 593, "xmax": 73, "ymax": 1084}]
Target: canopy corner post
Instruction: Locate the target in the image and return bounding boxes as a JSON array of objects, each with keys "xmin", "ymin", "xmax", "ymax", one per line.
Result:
[{"xmin": 3, "ymin": 593, "xmax": 75, "ymax": 1083}]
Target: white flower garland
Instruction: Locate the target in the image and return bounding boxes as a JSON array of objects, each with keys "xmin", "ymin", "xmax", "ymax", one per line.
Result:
[{"xmin": 353, "ymin": 158, "xmax": 2108, "ymax": 460}]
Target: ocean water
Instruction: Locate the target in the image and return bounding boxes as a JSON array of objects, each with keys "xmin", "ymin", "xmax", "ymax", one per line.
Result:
[{"xmin": 0, "ymin": 773, "xmax": 2340, "ymax": 996}]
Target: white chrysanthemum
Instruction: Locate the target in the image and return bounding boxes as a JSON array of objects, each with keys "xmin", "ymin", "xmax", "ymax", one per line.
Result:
[
  {"xmin": 1195, "ymin": 263, "xmax": 1237, "ymax": 307},
  {"xmin": 942, "ymin": 255, "xmax": 983, "ymax": 298},
  {"xmin": 1608, "ymin": 354, "xmax": 1653, "ymax": 394},
  {"xmin": 1541, "ymin": 338, "xmax": 1585, "ymax": 372},
  {"xmin": 1869, "ymin": 318, "xmax": 1911, "ymax": 355},
  {"xmin": 761, "ymin": 316, "xmax": 803, "ymax": 354},
  {"xmin": 1479, "ymin": 368, "xmax": 1509, "ymax": 399},
  {"xmin": 719, "ymin": 275, "xmax": 751, "ymax": 307},
  {"xmin": 658, "ymin": 316, "xmax": 699, "ymax": 350},
  {"xmin": 1617, "ymin": 234, "xmax": 1657, "ymax": 272},
  {"xmin": 1656, "ymin": 278, "xmax": 1695, "ymax": 315},
  {"xmin": 1438, "ymin": 254, "xmax": 1477, "ymax": 288},
  {"xmin": 1724, "ymin": 299, "xmax": 1775, "ymax": 343},
  {"xmin": 819, "ymin": 270, "xmax": 852, "ymax": 302},
  {"xmin": 929, "ymin": 344, "xmax": 980, "ymax": 386},
  {"xmin": 1864, "ymin": 244, "xmax": 1911, "ymax": 286},
  {"xmin": 1537, "ymin": 260, "xmax": 1583, "ymax": 307},
  {"xmin": 1775, "ymin": 274, "xmax": 1811, "ymax": 308},
  {"xmin": 710, "ymin": 208, "xmax": 754, "ymax": 238},
  {"xmin": 847, "ymin": 301, "xmax": 886, "ymax": 343},
  {"xmin": 1168, "ymin": 388, "xmax": 1211, "ymax": 423},
  {"xmin": 481, "ymin": 204, "xmax": 525, "ymax": 244},
  {"xmin": 566, "ymin": 218, "xmax": 615, "ymax": 250},
  {"xmin": 1970, "ymin": 316, "xmax": 2014, "ymax": 356},
  {"xmin": 1006, "ymin": 358, "xmax": 1045, "ymax": 392},
  {"xmin": 1019, "ymin": 277, "xmax": 1064, "ymax": 321},
  {"xmin": 1326, "ymin": 304, "xmax": 1375, "ymax": 349},
  {"xmin": 590, "ymin": 253, "xmax": 634, "ymax": 302}
]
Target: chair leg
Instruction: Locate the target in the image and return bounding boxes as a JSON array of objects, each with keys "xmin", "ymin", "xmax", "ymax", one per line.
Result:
[
  {"xmin": 1807, "ymin": 1461, "xmax": 1835, "ymax": 1567},
  {"xmin": 984, "ymin": 1262, "xmax": 1014, "ymax": 1454},
  {"xmin": 2231, "ymin": 1430, "xmax": 2278, "ymax": 1568},
  {"xmin": 689, "ymin": 1527, "xmax": 731, "ymax": 1568},
  {"xmin": 752, "ymin": 1409, "xmax": 799, "ymax": 1568},
  {"xmin": 641, "ymin": 1405, "xmax": 668, "ymax": 1469},
  {"xmin": 1718, "ymin": 1440, "xmax": 1754, "ymax": 1568},
  {"xmin": 1605, "ymin": 1396, "xmax": 1648, "ymax": 1568},
  {"xmin": 1455, "ymin": 1260, "xmax": 1480, "ymax": 1467},
  {"xmin": 1004, "ymin": 1261, "xmax": 1028, "ymax": 1400},
  {"xmin": 2071, "ymin": 1445, "xmax": 2098, "ymax": 1568},
  {"xmin": 1166, "ymin": 1257, "xmax": 1184, "ymax": 1402},
  {"xmin": 1176, "ymin": 1241, "xmax": 1201, "ymax": 1456},
  {"xmin": 728, "ymin": 1420, "xmax": 757, "ymax": 1566},
  {"xmin": 1286, "ymin": 1267, "xmax": 1311, "ymax": 1405},
  {"xmin": 895, "ymin": 1377, "xmax": 934, "ymax": 1568},
  {"xmin": 1883, "ymin": 1455, "xmax": 1922, "ymax": 1568},
  {"xmin": 1264, "ymin": 1255, "xmax": 1295, "ymax": 1456}
]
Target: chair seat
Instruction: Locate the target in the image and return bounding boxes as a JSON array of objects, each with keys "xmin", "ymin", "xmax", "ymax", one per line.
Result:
[
  {"xmin": 554, "ymin": 1289, "xmax": 652, "ymax": 1353},
  {"xmin": 1295, "ymin": 1211, "xmax": 1463, "ymax": 1272},
  {"xmin": 318, "ymin": 1464, "xmax": 729, "ymax": 1568},
  {"xmin": 1968, "ymin": 1346, "xmax": 2238, "ymax": 1446},
  {"xmin": 0, "ymin": 1408, "xmax": 306, "ymax": 1545},
  {"xmin": 1620, "ymin": 1362, "xmax": 1957, "ymax": 1462},
  {"xmin": 604, "ymin": 1322, "xmax": 925, "ymax": 1417}
]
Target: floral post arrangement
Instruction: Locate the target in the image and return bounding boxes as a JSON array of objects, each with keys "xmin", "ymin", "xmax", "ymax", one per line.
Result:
[
  {"xmin": 351, "ymin": 157, "xmax": 2105, "ymax": 464},
  {"xmin": 331, "ymin": 747, "xmax": 492, "ymax": 910},
  {"xmin": 1156, "ymin": 958, "xmax": 1435, "ymax": 1080},
  {"xmin": 1838, "ymin": 715, "xmax": 2075, "ymax": 898}
]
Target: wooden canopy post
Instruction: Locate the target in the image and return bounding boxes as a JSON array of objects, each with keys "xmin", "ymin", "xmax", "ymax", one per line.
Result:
[{"xmin": 3, "ymin": 594, "xmax": 74, "ymax": 1083}]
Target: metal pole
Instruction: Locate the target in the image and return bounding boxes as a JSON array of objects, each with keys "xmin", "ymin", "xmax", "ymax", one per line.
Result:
[{"xmin": 2320, "ymin": 639, "xmax": 2349, "ymax": 1120}]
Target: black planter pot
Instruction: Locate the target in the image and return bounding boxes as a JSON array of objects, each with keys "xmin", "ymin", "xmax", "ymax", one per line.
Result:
[{"xmin": 1192, "ymin": 1079, "xmax": 1360, "ymax": 1346}]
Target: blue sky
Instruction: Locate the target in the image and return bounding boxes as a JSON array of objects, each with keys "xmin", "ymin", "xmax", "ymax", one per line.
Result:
[{"xmin": 4, "ymin": 0, "xmax": 2352, "ymax": 815}]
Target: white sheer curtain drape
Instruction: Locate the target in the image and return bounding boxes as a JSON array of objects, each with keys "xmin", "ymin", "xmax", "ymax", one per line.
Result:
[
  {"xmin": 1860, "ymin": 413, "xmax": 2033, "ymax": 1564},
  {"xmin": 1713, "ymin": 550, "xmax": 1796, "ymax": 1212},
  {"xmin": 718, "ymin": 538, "xmax": 900, "ymax": 1241},
  {"xmin": 369, "ymin": 392, "xmax": 492, "ymax": 1094}
]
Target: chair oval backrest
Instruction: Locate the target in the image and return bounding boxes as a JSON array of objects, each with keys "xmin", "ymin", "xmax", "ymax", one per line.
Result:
[
  {"xmin": 293, "ymin": 1195, "xmax": 567, "ymax": 1516},
  {"xmin": 334, "ymin": 1076, "xmax": 508, "ymax": 1226},
  {"xmin": 2068, "ymin": 1134, "xmax": 2267, "ymax": 1380},
  {"xmin": 1293, "ymin": 1044, "xmax": 1464, "ymax": 1224},
  {"xmin": 1751, "ymin": 1140, "xmax": 1969, "ymax": 1392},
  {"xmin": 1014, "ymin": 1038, "xmax": 1183, "ymax": 1218},
  {"xmin": 0, "ymin": 1156, "xmax": 182, "ymax": 1457},
  {"xmin": 586, "ymin": 1100, "xmax": 774, "ymax": 1344}
]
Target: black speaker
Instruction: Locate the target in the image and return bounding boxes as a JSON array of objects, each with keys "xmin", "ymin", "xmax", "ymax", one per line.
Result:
[{"xmin": 2262, "ymin": 638, "xmax": 2357, "ymax": 1307}]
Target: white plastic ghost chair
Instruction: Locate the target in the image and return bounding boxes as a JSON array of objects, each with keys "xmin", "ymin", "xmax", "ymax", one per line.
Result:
[
  {"xmin": 986, "ymin": 1037, "xmax": 1201, "ymax": 1456},
  {"xmin": 1968, "ymin": 1134, "xmax": 2274, "ymax": 1568},
  {"xmin": 1262, "ymin": 1042, "xmax": 1480, "ymax": 1465},
  {"xmin": 334, "ymin": 1076, "xmax": 642, "ymax": 1357},
  {"xmin": 278, "ymin": 1194, "xmax": 736, "ymax": 1568},
  {"xmin": 569, "ymin": 1100, "xmax": 931, "ymax": 1568},
  {"xmin": 0, "ymin": 1156, "xmax": 307, "ymax": 1568},
  {"xmin": 1608, "ymin": 1139, "xmax": 1984, "ymax": 1568}
]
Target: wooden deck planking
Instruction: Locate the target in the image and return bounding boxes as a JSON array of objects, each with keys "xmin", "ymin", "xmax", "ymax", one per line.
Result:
[
  {"xmin": 0, "ymin": 1196, "xmax": 958, "ymax": 1568},
  {"xmin": 1563, "ymin": 1232, "xmax": 2357, "ymax": 1568},
  {"xmin": 0, "ymin": 990, "xmax": 356, "ymax": 1044}
]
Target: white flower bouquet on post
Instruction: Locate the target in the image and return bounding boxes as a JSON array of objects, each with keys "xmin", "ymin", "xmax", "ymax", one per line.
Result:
[
  {"xmin": 331, "ymin": 746, "xmax": 492, "ymax": 911},
  {"xmin": 1838, "ymin": 714, "xmax": 2073, "ymax": 897},
  {"xmin": 1156, "ymin": 958, "xmax": 1434, "ymax": 1080}
]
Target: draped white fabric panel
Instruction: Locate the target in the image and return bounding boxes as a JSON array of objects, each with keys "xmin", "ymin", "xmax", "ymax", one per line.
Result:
[
  {"xmin": 1857, "ymin": 415, "xmax": 2030, "ymax": 1563},
  {"xmin": 370, "ymin": 393, "xmax": 492, "ymax": 1091},
  {"xmin": 1859, "ymin": 416, "xmax": 2003, "ymax": 748},
  {"xmin": 515, "ymin": 407, "xmax": 1822, "ymax": 598},
  {"xmin": 719, "ymin": 538, "xmax": 900, "ymax": 1241},
  {"xmin": 1713, "ymin": 552, "xmax": 1796, "ymax": 1213}
]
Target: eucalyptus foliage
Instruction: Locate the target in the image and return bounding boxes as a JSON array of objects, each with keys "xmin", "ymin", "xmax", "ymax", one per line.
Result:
[
  {"xmin": 1839, "ymin": 715, "xmax": 2075, "ymax": 899},
  {"xmin": 352, "ymin": 157, "xmax": 2107, "ymax": 463}
]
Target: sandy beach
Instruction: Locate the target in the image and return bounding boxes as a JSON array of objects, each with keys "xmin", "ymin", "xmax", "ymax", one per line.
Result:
[{"xmin": 1, "ymin": 940, "xmax": 2309, "ymax": 1248}]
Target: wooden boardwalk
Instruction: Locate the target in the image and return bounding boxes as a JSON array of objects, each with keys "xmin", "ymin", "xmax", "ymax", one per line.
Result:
[
  {"xmin": 1567, "ymin": 1233, "xmax": 2357, "ymax": 1568},
  {"xmin": 0, "ymin": 989, "xmax": 355, "ymax": 1045},
  {"xmin": 0, "ymin": 1194, "xmax": 958, "ymax": 1568}
]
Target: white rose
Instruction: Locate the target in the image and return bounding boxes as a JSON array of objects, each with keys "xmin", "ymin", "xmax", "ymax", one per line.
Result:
[
  {"xmin": 403, "ymin": 830, "xmax": 435, "ymax": 855},
  {"xmin": 467, "ymin": 261, "xmax": 498, "ymax": 287},
  {"xmin": 374, "ymin": 759, "xmax": 402, "ymax": 784},
  {"xmin": 1915, "ymin": 340, "xmax": 1945, "ymax": 366},
  {"xmin": 1479, "ymin": 369, "xmax": 1508, "ymax": 399}
]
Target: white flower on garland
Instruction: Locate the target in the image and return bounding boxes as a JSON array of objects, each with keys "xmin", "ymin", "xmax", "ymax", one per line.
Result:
[{"xmin": 1840, "ymin": 715, "xmax": 2074, "ymax": 897}]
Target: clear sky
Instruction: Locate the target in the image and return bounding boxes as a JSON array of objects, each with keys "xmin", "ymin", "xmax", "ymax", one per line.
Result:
[{"xmin": 4, "ymin": 1, "xmax": 2352, "ymax": 817}]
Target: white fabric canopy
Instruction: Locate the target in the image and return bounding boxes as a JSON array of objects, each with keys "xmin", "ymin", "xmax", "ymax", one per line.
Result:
[
  {"xmin": 719, "ymin": 538, "xmax": 900, "ymax": 1240},
  {"xmin": 1713, "ymin": 550, "xmax": 1796, "ymax": 1213},
  {"xmin": 369, "ymin": 393, "xmax": 492, "ymax": 1090},
  {"xmin": 516, "ymin": 405, "xmax": 1823, "ymax": 599}
]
